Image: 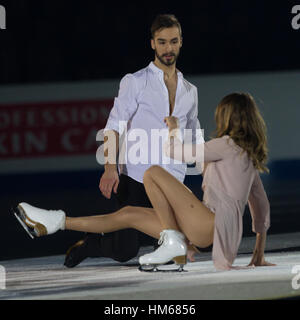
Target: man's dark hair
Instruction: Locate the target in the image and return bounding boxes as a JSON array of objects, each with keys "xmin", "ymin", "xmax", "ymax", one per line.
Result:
[{"xmin": 151, "ymin": 14, "xmax": 182, "ymax": 39}]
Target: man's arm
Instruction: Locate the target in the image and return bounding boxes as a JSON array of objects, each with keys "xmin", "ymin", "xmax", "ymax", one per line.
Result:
[
  {"xmin": 185, "ymin": 86, "xmax": 205, "ymax": 174},
  {"xmin": 185, "ymin": 86, "xmax": 202, "ymax": 145},
  {"xmin": 99, "ymin": 130, "xmax": 120, "ymax": 199},
  {"xmin": 100, "ymin": 74, "xmax": 139, "ymax": 199},
  {"xmin": 104, "ymin": 74, "xmax": 138, "ymax": 134},
  {"xmin": 103, "ymin": 130, "xmax": 119, "ymax": 171}
]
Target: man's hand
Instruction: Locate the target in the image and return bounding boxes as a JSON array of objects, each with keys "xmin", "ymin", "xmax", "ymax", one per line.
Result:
[
  {"xmin": 164, "ymin": 116, "xmax": 179, "ymax": 132},
  {"xmin": 99, "ymin": 166, "xmax": 119, "ymax": 199}
]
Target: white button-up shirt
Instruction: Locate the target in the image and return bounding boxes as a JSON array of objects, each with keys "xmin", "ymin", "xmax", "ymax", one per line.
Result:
[{"xmin": 104, "ymin": 61, "xmax": 202, "ymax": 183}]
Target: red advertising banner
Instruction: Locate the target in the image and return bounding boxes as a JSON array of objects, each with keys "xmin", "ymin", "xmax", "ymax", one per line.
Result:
[{"xmin": 0, "ymin": 99, "xmax": 113, "ymax": 159}]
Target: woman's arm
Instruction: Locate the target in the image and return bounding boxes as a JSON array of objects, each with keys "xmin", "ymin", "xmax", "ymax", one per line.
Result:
[
  {"xmin": 248, "ymin": 232, "xmax": 276, "ymax": 267},
  {"xmin": 247, "ymin": 172, "xmax": 276, "ymax": 267},
  {"xmin": 164, "ymin": 116, "xmax": 223, "ymax": 164}
]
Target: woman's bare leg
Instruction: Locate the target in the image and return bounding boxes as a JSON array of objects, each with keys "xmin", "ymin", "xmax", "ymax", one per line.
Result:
[
  {"xmin": 65, "ymin": 165, "xmax": 214, "ymax": 248},
  {"xmin": 65, "ymin": 167, "xmax": 181, "ymax": 239},
  {"xmin": 65, "ymin": 206, "xmax": 163, "ymax": 240},
  {"xmin": 143, "ymin": 169, "xmax": 180, "ymax": 231},
  {"xmin": 142, "ymin": 165, "xmax": 215, "ymax": 248}
]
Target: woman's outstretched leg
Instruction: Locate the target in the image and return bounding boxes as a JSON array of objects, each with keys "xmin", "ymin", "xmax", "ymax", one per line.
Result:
[
  {"xmin": 14, "ymin": 201, "xmax": 165, "ymax": 240},
  {"xmin": 14, "ymin": 166, "xmax": 214, "ymax": 249},
  {"xmin": 65, "ymin": 206, "xmax": 163, "ymax": 240}
]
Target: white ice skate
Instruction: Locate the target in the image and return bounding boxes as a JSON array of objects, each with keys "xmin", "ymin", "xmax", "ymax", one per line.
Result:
[
  {"xmin": 12, "ymin": 202, "xmax": 66, "ymax": 238},
  {"xmin": 139, "ymin": 229, "xmax": 187, "ymax": 272}
]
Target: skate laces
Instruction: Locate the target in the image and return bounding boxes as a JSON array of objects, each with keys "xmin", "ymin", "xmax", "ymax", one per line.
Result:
[{"xmin": 158, "ymin": 231, "xmax": 167, "ymax": 246}]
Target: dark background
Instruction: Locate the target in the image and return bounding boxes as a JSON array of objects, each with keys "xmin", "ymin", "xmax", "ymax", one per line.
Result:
[
  {"xmin": 0, "ymin": 0, "xmax": 299, "ymax": 84},
  {"xmin": 0, "ymin": 1, "xmax": 299, "ymax": 261}
]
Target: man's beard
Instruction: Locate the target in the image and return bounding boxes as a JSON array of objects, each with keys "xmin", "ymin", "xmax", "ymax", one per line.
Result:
[{"xmin": 155, "ymin": 50, "xmax": 179, "ymax": 66}]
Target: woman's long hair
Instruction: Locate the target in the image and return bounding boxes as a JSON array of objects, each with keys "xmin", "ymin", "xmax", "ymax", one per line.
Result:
[{"xmin": 214, "ymin": 92, "xmax": 269, "ymax": 173}]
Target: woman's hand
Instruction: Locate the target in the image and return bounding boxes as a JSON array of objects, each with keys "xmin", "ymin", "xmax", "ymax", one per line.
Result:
[
  {"xmin": 164, "ymin": 116, "xmax": 179, "ymax": 132},
  {"xmin": 248, "ymin": 232, "xmax": 276, "ymax": 267},
  {"xmin": 248, "ymin": 250, "xmax": 276, "ymax": 267},
  {"xmin": 187, "ymin": 243, "xmax": 201, "ymax": 262},
  {"xmin": 247, "ymin": 253, "xmax": 276, "ymax": 267}
]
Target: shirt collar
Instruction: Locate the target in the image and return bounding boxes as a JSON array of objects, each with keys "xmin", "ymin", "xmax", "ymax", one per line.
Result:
[{"xmin": 148, "ymin": 61, "xmax": 183, "ymax": 78}]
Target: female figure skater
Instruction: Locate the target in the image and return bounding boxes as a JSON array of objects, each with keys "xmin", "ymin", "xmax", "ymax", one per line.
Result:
[{"xmin": 13, "ymin": 93, "xmax": 275, "ymax": 271}]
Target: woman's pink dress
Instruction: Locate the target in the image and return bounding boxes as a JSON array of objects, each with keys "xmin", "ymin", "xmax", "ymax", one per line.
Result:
[{"xmin": 201, "ymin": 135, "xmax": 270, "ymax": 270}]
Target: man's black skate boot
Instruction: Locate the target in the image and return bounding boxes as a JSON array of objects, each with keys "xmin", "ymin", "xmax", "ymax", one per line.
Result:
[{"xmin": 64, "ymin": 233, "xmax": 102, "ymax": 268}]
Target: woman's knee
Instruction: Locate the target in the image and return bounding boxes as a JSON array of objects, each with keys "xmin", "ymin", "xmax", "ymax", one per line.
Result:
[
  {"xmin": 143, "ymin": 165, "xmax": 161, "ymax": 183},
  {"xmin": 118, "ymin": 206, "xmax": 138, "ymax": 224},
  {"xmin": 119, "ymin": 205, "xmax": 133, "ymax": 216}
]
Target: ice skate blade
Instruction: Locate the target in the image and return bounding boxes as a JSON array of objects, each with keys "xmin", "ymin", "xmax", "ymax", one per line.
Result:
[
  {"xmin": 138, "ymin": 264, "xmax": 187, "ymax": 273},
  {"xmin": 18, "ymin": 204, "xmax": 48, "ymax": 237},
  {"xmin": 11, "ymin": 207, "xmax": 35, "ymax": 239}
]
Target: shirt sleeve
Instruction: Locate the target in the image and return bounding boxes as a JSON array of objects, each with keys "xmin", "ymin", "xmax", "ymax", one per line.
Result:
[
  {"xmin": 191, "ymin": 138, "xmax": 225, "ymax": 164},
  {"xmin": 185, "ymin": 87, "xmax": 203, "ymax": 145},
  {"xmin": 212, "ymin": 210, "xmax": 243, "ymax": 271},
  {"xmin": 202, "ymin": 139, "xmax": 224, "ymax": 162},
  {"xmin": 207, "ymin": 187, "xmax": 244, "ymax": 271},
  {"xmin": 104, "ymin": 74, "xmax": 139, "ymax": 134},
  {"xmin": 164, "ymin": 137, "xmax": 225, "ymax": 164},
  {"xmin": 247, "ymin": 171, "xmax": 271, "ymax": 233}
]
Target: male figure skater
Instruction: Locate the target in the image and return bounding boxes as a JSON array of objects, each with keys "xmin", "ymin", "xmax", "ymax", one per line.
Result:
[{"xmin": 64, "ymin": 14, "xmax": 202, "ymax": 267}]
